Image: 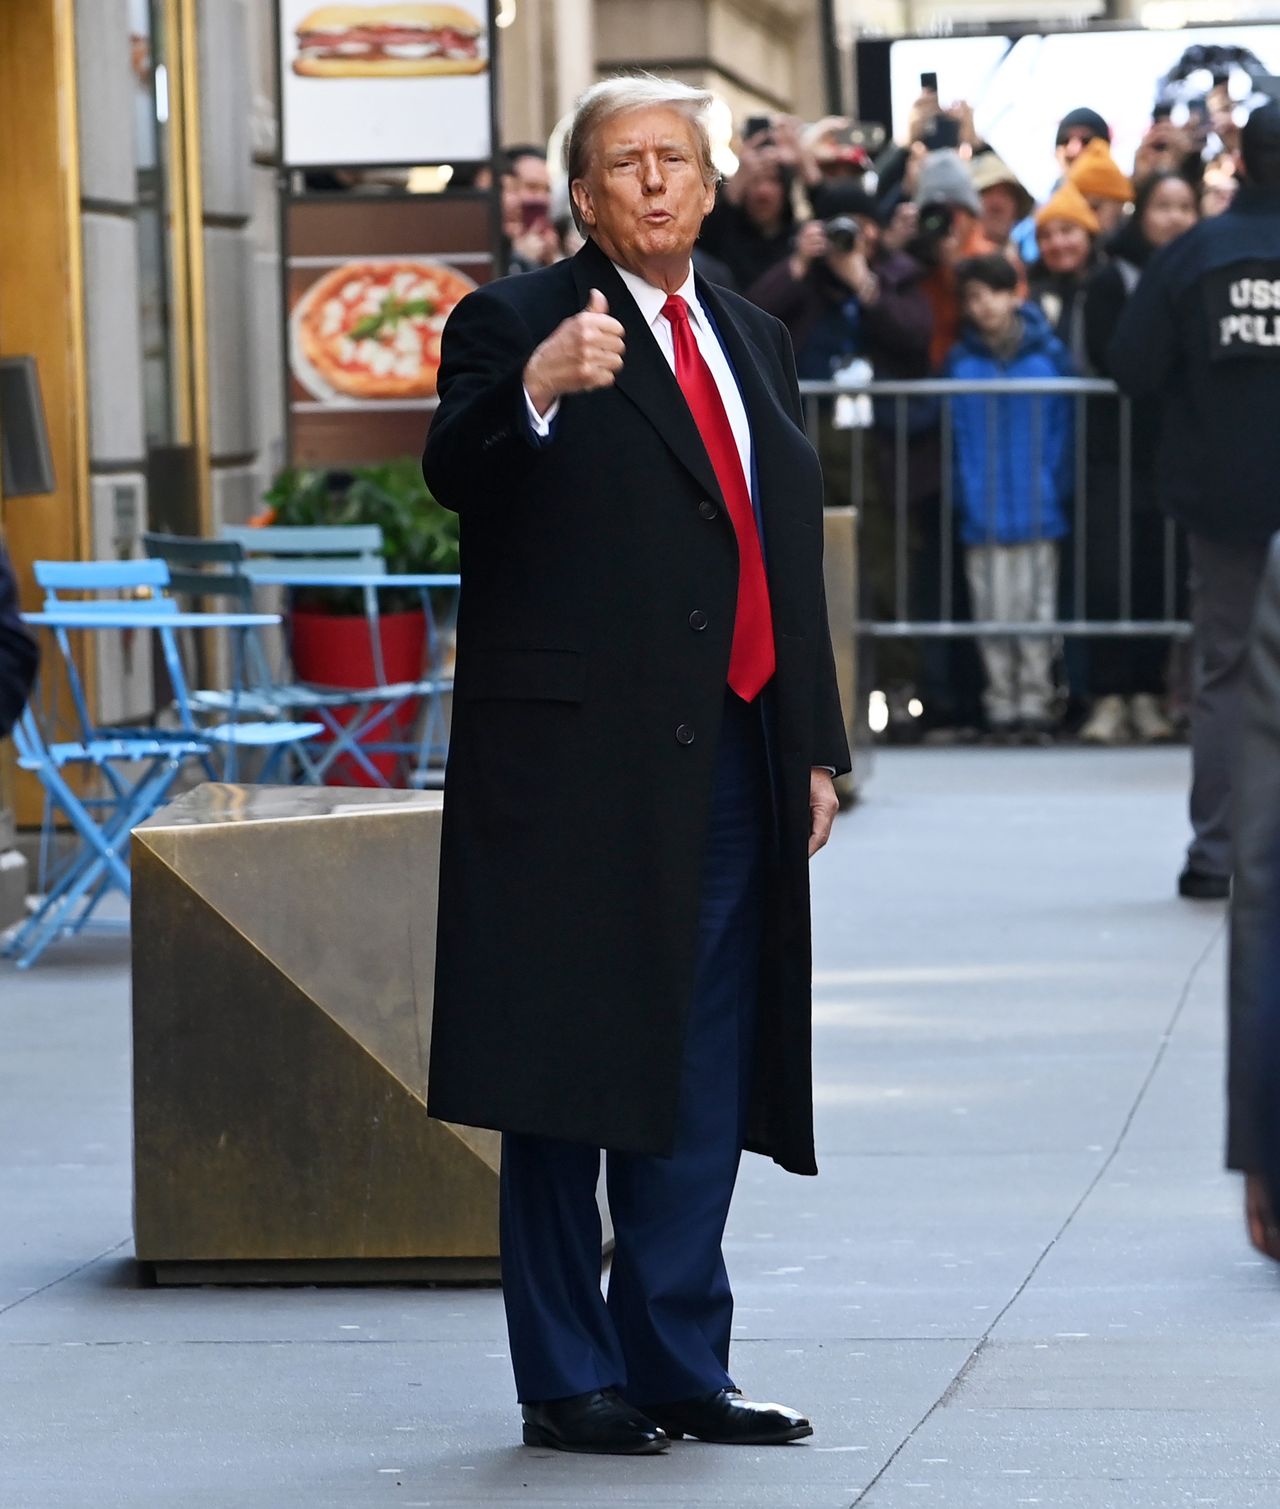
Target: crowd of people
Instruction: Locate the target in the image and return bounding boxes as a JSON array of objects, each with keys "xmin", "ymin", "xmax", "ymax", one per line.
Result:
[{"xmin": 493, "ymin": 73, "xmax": 1264, "ymax": 749}]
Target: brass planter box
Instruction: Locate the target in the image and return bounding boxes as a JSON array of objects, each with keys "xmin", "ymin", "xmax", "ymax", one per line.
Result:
[{"xmin": 131, "ymin": 785, "xmax": 500, "ymax": 1284}]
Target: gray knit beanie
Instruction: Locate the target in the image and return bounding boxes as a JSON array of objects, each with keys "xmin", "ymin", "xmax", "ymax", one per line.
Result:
[{"xmin": 914, "ymin": 149, "xmax": 982, "ymax": 217}]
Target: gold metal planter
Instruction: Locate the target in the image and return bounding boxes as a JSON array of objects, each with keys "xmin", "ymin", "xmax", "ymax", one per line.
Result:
[{"xmin": 131, "ymin": 784, "xmax": 500, "ymax": 1284}]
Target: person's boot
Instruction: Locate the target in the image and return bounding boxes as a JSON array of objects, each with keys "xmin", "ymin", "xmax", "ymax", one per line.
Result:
[
  {"xmin": 1079, "ymin": 694, "xmax": 1130, "ymax": 745},
  {"xmin": 1129, "ymin": 693, "xmax": 1175, "ymax": 744}
]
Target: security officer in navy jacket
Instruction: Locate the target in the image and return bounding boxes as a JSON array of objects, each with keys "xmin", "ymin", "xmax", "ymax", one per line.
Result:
[
  {"xmin": 0, "ymin": 542, "xmax": 36, "ymax": 739},
  {"xmin": 1110, "ymin": 102, "xmax": 1280, "ymax": 900},
  {"xmin": 424, "ymin": 76, "xmax": 848, "ymax": 1456}
]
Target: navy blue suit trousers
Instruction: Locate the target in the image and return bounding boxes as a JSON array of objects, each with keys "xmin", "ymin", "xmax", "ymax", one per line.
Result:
[{"xmin": 499, "ymin": 690, "xmax": 770, "ymax": 1403}]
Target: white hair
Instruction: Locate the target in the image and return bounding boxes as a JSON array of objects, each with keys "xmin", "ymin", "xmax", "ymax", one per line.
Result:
[{"xmin": 564, "ymin": 74, "xmax": 719, "ymax": 234}]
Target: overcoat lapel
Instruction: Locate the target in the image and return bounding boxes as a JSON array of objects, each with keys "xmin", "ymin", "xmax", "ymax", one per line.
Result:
[{"xmin": 571, "ymin": 240, "xmax": 724, "ymax": 508}]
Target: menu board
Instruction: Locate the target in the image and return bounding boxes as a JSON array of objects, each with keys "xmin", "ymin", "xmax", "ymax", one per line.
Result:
[
  {"xmin": 278, "ymin": 0, "xmax": 494, "ymax": 166},
  {"xmin": 285, "ymin": 194, "xmax": 495, "ymax": 465}
]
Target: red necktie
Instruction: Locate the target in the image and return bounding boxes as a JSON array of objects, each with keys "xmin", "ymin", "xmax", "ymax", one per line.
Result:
[{"xmin": 661, "ymin": 295, "xmax": 775, "ymax": 702}]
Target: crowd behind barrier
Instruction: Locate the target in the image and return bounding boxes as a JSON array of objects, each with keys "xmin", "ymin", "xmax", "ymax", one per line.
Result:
[{"xmin": 482, "ymin": 50, "xmax": 1275, "ymax": 745}]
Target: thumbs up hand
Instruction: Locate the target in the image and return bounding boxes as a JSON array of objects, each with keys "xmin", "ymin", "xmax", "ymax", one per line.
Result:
[{"xmin": 524, "ymin": 288, "xmax": 626, "ymax": 416}]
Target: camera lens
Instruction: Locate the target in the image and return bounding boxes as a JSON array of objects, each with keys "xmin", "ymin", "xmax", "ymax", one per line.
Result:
[{"xmin": 824, "ymin": 215, "xmax": 860, "ymax": 253}]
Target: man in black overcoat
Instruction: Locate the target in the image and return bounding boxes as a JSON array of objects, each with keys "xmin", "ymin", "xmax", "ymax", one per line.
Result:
[
  {"xmin": 423, "ymin": 75, "xmax": 850, "ymax": 1456},
  {"xmin": 0, "ymin": 541, "xmax": 37, "ymax": 739}
]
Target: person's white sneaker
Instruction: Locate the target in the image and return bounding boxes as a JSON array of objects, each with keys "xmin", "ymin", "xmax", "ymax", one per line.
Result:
[
  {"xmin": 1129, "ymin": 693, "xmax": 1174, "ymax": 744},
  {"xmin": 1079, "ymin": 694, "xmax": 1130, "ymax": 745}
]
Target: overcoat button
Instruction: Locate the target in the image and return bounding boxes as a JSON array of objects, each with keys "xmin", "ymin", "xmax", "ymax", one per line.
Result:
[
  {"xmin": 688, "ymin": 610, "xmax": 708, "ymax": 631},
  {"xmin": 675, "ymin": 723, "xmax": 695, "ymax": 745},
  {"xmin": 698, "ymin": 500, "xmax": 718, "ymax": 520}
]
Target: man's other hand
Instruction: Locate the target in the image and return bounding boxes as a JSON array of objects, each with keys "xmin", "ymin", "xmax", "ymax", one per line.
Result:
[
  {"xmin": 1245, "ymin": 1173, "xmax": 1280, "ymax": 1261},
  {"xmin": 524, "ymin": 289, "xmax": 625, "ymax": 415},
  {"xmin": 808, "ymin": 768, "xmax": 838, "ymax": 858}
]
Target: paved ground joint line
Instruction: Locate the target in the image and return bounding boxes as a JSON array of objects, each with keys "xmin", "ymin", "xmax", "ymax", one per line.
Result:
[
  {"xmin": 846, "ymin": 917, "xmax": 1226, "ymax": 1508},
  {"xmin": 0, "ymin": 1236, "xmax": 131, "ymax": 1321}
]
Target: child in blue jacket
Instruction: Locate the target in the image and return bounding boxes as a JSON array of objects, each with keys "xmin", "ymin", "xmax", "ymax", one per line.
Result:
[{"xmin": 945, "ymin": 255, "xmax": 1075, "ymax": 737}]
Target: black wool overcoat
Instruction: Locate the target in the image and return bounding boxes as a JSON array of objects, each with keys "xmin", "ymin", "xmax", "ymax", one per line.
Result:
[{"xmin": 422, "ymin": 237, "xmax": 850, "ymax": 1176}]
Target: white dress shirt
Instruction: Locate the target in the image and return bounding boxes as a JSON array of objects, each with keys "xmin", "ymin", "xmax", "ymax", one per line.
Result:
[{"xmin": 525, "ymin": 260, "xmax": 754, "ymax": 493}]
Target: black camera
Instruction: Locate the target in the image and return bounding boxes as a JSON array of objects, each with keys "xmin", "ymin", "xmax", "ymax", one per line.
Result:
[
  {"xmin": 907, "ymin": 199, "xmax": 956, "ymax": 267},
  {"xmin": 917, "ymin": 201, "xmax": 954, "ymax": 242},
  {"xmin": 824, "ymin": 216, "xmax": 860, "ymax": 253}
]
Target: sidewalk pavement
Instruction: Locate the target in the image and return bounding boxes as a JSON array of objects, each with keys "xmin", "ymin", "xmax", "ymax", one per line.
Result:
[{"xmin": 1, "ymin": 748, "xmax": 1273, "ymax": 1509}]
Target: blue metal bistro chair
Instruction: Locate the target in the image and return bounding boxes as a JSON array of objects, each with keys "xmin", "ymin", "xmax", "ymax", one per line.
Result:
[
  {"xmin": 4, "ymin": 705, "xmax": 208, "ymax": 969},
  {"xmin": 222, "ymin": 524, "xmax": 458, "ymax": 788},
  {"xmin": 33, "ymin": 558, "xmax": 323, "ymax": 784}
]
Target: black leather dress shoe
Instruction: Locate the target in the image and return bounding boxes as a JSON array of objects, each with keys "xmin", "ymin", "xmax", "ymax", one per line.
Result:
[
  {"xmin": 640, "ymin": 1388, "xmax": 813, "ymax": 1445},
  {"xmin": 1178, "ymin": 866, "xmax": 1230, "ymax": 901},
  {"xmin": 521, "ymin": 1389, "xmax": 669, "ymax": 1454}
]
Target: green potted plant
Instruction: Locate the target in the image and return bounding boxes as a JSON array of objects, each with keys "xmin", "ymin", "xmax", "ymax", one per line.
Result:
[{"xmin": 253, "ymin": 459, "xmax": 459, "ymax": 784}]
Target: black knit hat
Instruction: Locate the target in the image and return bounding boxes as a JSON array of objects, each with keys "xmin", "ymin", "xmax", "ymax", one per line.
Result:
[
  {"xmin": 1242, "ymin": 100, "xmax": 1280, "ymax": 190},
  {"xmin": 1056, "ymin": 107, "xmax": 1110, "ymax": 146}
]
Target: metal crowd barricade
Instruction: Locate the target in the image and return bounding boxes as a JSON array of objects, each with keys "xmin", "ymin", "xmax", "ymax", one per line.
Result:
[{"xmin": 797, "ymin": 376, "xmax": 1190, "ymax": 645}]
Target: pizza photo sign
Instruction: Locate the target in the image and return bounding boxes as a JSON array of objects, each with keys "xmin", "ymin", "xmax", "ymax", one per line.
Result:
[
  {"xmin": 286, "ymin": 195, "xmax": 494, "ymax": 465},
  {"xmin": 279, "ymin": 0, "xmax": 494, "ymax": 165}
]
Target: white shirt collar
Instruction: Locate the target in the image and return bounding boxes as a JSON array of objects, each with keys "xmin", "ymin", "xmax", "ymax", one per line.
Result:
[{"xmin": 611, "ymin": 260, "xmax": 704, "ymax": 335}]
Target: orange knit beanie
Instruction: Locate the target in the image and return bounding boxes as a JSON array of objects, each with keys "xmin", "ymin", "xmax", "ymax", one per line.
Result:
[
  {"xmin": 1035, "ymin": 181, "xmax": 1101, "ymax": 236},
  {"xmin": 1067, "ymin": 138, "xmax": 1134, "ymax": 203}
]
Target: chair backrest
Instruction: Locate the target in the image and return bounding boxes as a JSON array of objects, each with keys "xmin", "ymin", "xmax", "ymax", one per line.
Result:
[
  {"xmin": 143, "ymin": 531, "xmax": 254, "ymax": 608},
  {"xmin": 222, "ymin": 524, "xmax": 386, "ymax": 580},
  {"xmin": 35, "ymin": 558, "xmax": 172, "ymax": 600},
  {"xmin": 32, "ymin": 558, "xmax": 190, "ymax": 739}
]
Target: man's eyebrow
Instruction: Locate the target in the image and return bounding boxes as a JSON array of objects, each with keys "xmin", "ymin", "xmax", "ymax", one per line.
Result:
[{"xmin": 606, "ymin": 140, "xmax": 691, "ymax": 156}]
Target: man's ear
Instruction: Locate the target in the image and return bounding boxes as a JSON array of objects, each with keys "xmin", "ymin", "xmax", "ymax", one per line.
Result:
[{"xmin": 571, "ymin": 178, "xmax": 596, "ymax": 229}]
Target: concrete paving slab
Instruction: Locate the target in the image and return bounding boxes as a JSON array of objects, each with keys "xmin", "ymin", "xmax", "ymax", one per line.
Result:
[
  {"xmin": 0, "ymin": 1339, "xmax": 971, "ymax": 1509},
  {"xmin": 1, "ymin": 748, "xmax": 1265, "ymax": 1508}
]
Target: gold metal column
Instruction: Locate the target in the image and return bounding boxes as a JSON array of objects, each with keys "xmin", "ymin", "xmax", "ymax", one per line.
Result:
[
  {"xmin": 0, "ymin": 0, "xmax": 94, "ymax": 824},
  {"xmin": 163, "ymin": 0, "xmax": 212, "ymax": 536}
]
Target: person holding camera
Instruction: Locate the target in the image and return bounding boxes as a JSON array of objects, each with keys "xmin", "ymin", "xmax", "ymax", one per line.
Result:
[
  {"xmin": 699, "ymin": 115, "xmax": 825, "ymax": 292},
  {"xmin": 746, "ymin": 188, "xmax": 931, "ymax": 384},
  {"xmin": 912, "ymin": 150, "xmax": 1004, "ymax": 371}
]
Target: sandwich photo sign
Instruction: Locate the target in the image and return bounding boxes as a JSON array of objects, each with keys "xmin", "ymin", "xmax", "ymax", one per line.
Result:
[{"xmin": 279, "ymin": 0, "xmax": 493, "ymax": 165}]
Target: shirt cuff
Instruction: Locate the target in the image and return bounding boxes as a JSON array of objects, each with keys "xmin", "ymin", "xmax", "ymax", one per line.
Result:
[{"xmin": 523, "ymin": 388, "xmax": 560, "ymax": 441}]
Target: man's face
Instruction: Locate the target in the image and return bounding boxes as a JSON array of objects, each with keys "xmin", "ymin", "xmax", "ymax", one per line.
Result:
[
  {"xmin": 512, "ymin": 153, "xmax": 551, "ymax": 205},
  {"xmin": 980, "ymin": 183, "xmax": 1019, "ymax": 244},
  {"xmin": 962, "ymin": 281, "xmax": 1019, "ymax": 340},
  {"xmin": 1055, "ymin": 127, "xmax": 1097, "ymax": 173},
  {"xmin": 743, "ymin": 167, "xmax": 786, "ymax": 228},
  {"xmin": 1037, "ymin": 216, "xmax": 1092, "ymax": 276},
  {"xmin": 501, "ymin": 152, "xmax": 551, "ymax": 237},
  {"xmin": 571, "ymin": 106, "xmax": 716, "ymax": 275}
]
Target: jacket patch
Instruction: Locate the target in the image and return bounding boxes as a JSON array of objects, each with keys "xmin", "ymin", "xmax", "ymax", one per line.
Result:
[{"xmin": 1206, "ymin": 263, "xmax": 1280, "ymax": 360}]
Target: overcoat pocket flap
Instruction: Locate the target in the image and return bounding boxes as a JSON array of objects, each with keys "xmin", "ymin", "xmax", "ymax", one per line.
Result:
[{"xmin": 459, "ymin": 647, "xmax": 585, "ymax": 703}]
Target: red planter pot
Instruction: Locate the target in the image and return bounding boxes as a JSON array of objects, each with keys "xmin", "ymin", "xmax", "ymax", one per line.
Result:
[{"xmin": 288, "ymin": 609, "xmax": 428, "ymax": 787}]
